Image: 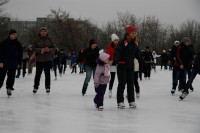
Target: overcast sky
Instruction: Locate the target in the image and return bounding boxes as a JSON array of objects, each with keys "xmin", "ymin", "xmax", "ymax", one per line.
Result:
[{"xmin": 4, "ymin": 0, "xmax": 200, "ymax": 27}]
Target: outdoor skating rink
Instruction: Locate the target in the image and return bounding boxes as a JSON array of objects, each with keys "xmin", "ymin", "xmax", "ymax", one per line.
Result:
[{"xmin": 0, "ymin": 68, "xmax": 200, "ymax": 133}]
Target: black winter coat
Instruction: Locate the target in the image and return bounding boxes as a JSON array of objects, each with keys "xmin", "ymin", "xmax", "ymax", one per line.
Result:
[
  {"xmin": 143, "ymin": 50, "xmax": 153, "ymax": 63},
  {"xmin": 76, "ymin": 51, "xmax": 85, "ymax": 64},
  {"xmin": 177, "ymin": 44, "xmax": 194, "ymax": 69},
  {"xmin": 0, "ymin": 37, "xmax": 22, "ymax": 69},
  {"xmin": 114, "ymin": 39, "xmax": 145, "ymax": 68},
  {"xmin": 84, "ymin": 47, "xmax": 99, "ymax": 68},
  {"xmin": 193, "ymin": 52, "xmax": 200, "ymax": 74}
]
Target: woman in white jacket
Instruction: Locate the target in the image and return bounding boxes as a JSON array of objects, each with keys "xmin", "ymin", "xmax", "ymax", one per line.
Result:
[
  {"xmin": 152, "ymin": 51, "xmax": 160, "ymax": 72},
  {"xmin": 134, "ymin": 58, "xmax": 140, "ymax": 98}
]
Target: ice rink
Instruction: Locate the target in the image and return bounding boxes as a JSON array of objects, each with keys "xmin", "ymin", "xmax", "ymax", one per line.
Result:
[{"xmin": 0, "ymin": 68, "xmax": 200, "ymax": 133}]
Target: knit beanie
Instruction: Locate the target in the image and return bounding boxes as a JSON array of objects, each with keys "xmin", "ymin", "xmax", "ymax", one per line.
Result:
[
  {"xmin": 40, "ymin": 27, "xmax": 47, "ymax": 32},
  {"xmin": 182, "ymin": 37, "xmax": 191, "ymax": 43},
  {"xmin": 9, "ymin": 29, "xmax": 17, "ymax": 35},
  {"xmin": 111, "ymin": 34, "xmax": 119, "ymax": 42},
  {"xmin": 126, "ymin": 26, "xmax": 136, "ymax": 34},
  {"xmin": 99, "ymin": 53, "xmax": 110, "ymax": 62},
  {"xmin": 89, "ymin": 39, "xmax": 97, "ymax": 46}
]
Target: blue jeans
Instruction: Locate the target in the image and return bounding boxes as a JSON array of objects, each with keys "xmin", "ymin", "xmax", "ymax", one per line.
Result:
[
  {"xmin": 82, "ymin": 65, "xmax": 96, "ymax": 93},
  {"xmin": 172, "ymin": 66, "xmax": 187, "ymax": 90},
  {"xmin": 183, "ymin": 69, "xmax": 198, "ymax": 93},
  {"xmin": 53, "ymin": 62, "xmax": 61, "ymax": 77}
]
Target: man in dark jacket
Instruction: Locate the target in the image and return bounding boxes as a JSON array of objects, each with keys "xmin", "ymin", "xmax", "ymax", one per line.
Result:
[
  {"xmin": 161, "ymin": 50, "xmax": 168, "ymax": 70},
  {"xmin": 143, "ymin": 46, "xmax": 153, "ymax": 79},
  {"xmin": 168, "ymin": 41, "xmax": 181, "ymax": 95},
  {"xmin": 32, "ymin": 27, "xmax": 55, "ymax": 94},
  {"xmin": 60, "ymin": 49, "xmax": 67, "ymax": 74},
  {"xmin": 76, "ymin": 48, "xmax": 85, "ymax": 74},
  {"xmin": 179, "ymin": 52, "xmax": 200, "ymax": 100},
  {"xmin": 0, "ymin": 29, "xmax": 22, "ymax": 97},
  {"xmin": 82, "ymin": 39, "xmax": 99, "ymax": 96},
  {"xmin": 177, "ymin": 37, "xmax": 194, "ymax": 93}
]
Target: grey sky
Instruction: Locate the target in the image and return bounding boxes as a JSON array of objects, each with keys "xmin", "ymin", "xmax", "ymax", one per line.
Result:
[{"xmin": 5, "ymin": 0, "xmax": 200, "ymax": 27}]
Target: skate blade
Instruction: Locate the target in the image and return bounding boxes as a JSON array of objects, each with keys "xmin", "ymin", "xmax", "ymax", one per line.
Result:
[
  {"xmin": 117, "ymin": 106, "xmax": 125, "ymax": 109},
  {"xmin": 130, "ymin": 106, "xmax": 136, "ymax": 109}
]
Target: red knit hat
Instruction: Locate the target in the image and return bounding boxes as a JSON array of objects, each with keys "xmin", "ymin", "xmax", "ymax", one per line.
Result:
[{"xmin": 126, "ymin": 26, "xmax": 136, "ymax": 33}]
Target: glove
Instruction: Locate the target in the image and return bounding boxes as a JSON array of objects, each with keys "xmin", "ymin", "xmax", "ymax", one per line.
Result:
[
  {"xmin": 94, "ymin": 83, "xmax": 99, "ymax": 88},
  {"xmin": 112, "ymin": 60, "xmax": 118, "ymax": 66}
]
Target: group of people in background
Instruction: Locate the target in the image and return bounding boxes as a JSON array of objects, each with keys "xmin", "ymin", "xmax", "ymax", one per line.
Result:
[{"xmin": 0, "ymin": 25, "xmax": 199, "ymax": 111}]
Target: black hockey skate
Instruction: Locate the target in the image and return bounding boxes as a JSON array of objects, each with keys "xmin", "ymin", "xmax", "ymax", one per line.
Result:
[
  {"xmin": 7, "ymin": 88, "xmax": 12, "ymax": 98},
  {"xmin": 171, "ymin": 89, "xmax": 175, "ymax": 95},
  {"xmin": 46, "ymin": 89, "xmax": 50, "ymax": 94},
  {"xmin": 33, "ymin": 88, "xmax": 37, "ymax": 95},
  {"xmin": 179, "ymin": 91, "xmax": 189, "ymax": 100}
]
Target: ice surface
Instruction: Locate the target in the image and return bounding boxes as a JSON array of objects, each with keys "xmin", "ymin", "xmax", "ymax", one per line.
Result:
[{"xmin": 0, "ymin": 68, "xmax": 200, "ymax": 133}]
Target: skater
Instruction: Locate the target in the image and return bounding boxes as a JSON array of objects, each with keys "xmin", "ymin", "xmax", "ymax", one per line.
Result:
[
  {"xmin": 27, "ymin": 45, "xmax": 36, "ymax": 74},
  {"xmin": 106, "ymin": 33, "xmax": 119, "ymax": 98},
  {"xmin": 16, "ymin": 44, "xmax": 28, "ymax": 78},
  {"xmin": 114, "ymin": 25, "xmax": 145, "ymax": 109},
  {"xmin": 152, "ymin": 51, "xmax": 160, "ymax": 72},
  {"xmin": 179, "ymin": 52, "xmax": 200, "ymax": 100},
  {"xmin": 134, "ymin": 58, "xmax": 140, "ymax": 99},
  {"xmin": 71, "ymin": 54, "xmax": 77, "ymax": 74},
  {"xmin": 76, "ymin": 48, "xmax": 85, "ymax": 74},
  {"xmin": 94, "ymin": 52, "xmax": 110, "ymax": 111},
  {"xmin": 32, "ymin": 27, "xmax": 55, "ymax": 94},
  {"xmin": 60, "ymin": 49, "xmax": 67, "ymax": 74},
  {"xmin": 176, "ymin": 37, "xmax": 194, "ymax": 93},
  {"xmin": 0, "ymin": 29, "xmax": 22, "ymax": 97},
  {"xmin": 66, "ymin": 52, "xmax": 71, "ymax": 68},
  {"xmin": 161, "ymin": 50, "xmax": 168, "ymax": 70},
  {"xmin": 82, "ymin": 39, "xmax": 99, "ymax": 96},
  {"xmin": 143, "ymin": 46, "xmax": 153, "ymax": 79},
  {"xmin": 168, "ymin": 41, "xmax": 181, "ymax": 95},
  {"xmin": 53, "ymin": 48, "xmax": 62, "ymax": 80}
]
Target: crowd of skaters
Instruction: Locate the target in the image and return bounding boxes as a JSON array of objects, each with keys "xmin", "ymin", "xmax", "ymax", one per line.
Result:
[{"xmin": 0, "ymin": 25, "xmax": 199, "ymax": 111}]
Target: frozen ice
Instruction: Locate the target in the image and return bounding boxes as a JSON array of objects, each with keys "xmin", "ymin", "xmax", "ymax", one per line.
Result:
[{"xmin": 0, "ymin": 68, "xmax": 200, "ymax": 133}]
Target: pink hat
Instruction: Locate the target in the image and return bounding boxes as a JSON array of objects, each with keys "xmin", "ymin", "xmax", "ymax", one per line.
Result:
[{"xmin": 99, "ymin": 53, "xmax": 110, "ymax": 62}]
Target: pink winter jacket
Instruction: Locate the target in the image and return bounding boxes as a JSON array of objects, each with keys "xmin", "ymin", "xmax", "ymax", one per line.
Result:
[{"xmin": 94, "ymin": 58, "xmax": 110, "ymax": 85}]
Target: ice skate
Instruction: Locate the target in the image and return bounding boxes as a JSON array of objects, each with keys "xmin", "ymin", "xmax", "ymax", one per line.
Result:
[
  {"xmin": 129, "ymin": 102, "xmax": 137, "ymax": 109},
  {"xmin": 179, "ymin": 92, "xmax": 188, "ymax": 100},
  {"xmin": 33, "ymin": 88, "xmax": 37, "ymax": 94},
  {"xmin": 136, "ymin": 93, "xmax": 140, "ymax": 99},
  {"xmin": 118, "ymin": 102, "xmax": 125, "ymax": 109},
  {"xmin": 108, "ymin": 90, "xmax": 112, "ymax": 98},
  {"xmin": 46, "ymin": 89, "xmax": 50, "ymax": 94},
  {"xmin": 171, "ymin": 89, "xmax": 175, "ymax": 95},
  {"xmin": 54, "ymin": 77, "xmax": 57, "ymax": 80},
  {"xmin": 97, "ymin": 106, "xmax": 104, "ymax": 111},
  {"xmin": 7, "ymin": 88, "xmax": 12, "ymax": 98}
]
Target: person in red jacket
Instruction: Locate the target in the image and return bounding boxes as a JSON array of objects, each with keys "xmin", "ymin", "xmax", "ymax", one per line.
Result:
[{"xmin": 106, "ymin": 34, "xmax": 119, "ymax": 98}]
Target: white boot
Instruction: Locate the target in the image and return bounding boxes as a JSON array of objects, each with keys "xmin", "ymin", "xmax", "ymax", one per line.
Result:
[
  {"xmin": 118, "ymin": 102, "xmax": 125, "ymax": 109},
  {"xmin": 54, "ymin": 77, "xmax": 57, "ymax": 80},
  {"xmin": 97, "ymin": 106, "xmax": 104, "ymax": 111},
  {"xmin": 108, "ymin": 90, "xmax": 112, "ymax": 98},
  {"xmin": 129, "ymin": 102, "xmax": 137, "ymax": 109}
]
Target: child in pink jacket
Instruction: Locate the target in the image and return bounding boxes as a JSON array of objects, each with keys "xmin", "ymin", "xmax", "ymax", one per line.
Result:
[{"xmin": 94, "ymin": 52, "xmax": 110, "ymax": 111}]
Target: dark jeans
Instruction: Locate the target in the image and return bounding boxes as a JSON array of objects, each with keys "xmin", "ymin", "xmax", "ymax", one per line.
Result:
[
  {"xmin": 71, "ymin": 65, "xmax": 77, "ymax": 73},
  {"xmin": 109, "ymin": 72, "xmax": 116, "ymax": 90},
  {"xmin": 0, "ymin": 68, "xmax": 16, "ymax": 89},
  {"xmin": 82, "ymin": 65, "xmax": 96, "ymax": 94},
  {"xmin": 161, "ymin": 61, "xmax": 167, "ymax": 69},
  {"xmin": 60, "ymin": 61, "xmax": 66, "ymax": 73},
  {"xmin": 16, "ymin": 58, "xmax": 28, "ymax": 76},
  {"xmin": 183, "ymin": 69, "xmax": 198, "ymax": 93},
  {"xmin": 79, "ymin": 63, "xmax": 84, "ymax": 73},
  {"xmin": 34, "ymin": 61, "xmax": 51, "ymax": 89},
  {"xmin": 172, "ymin": 66, "xmax": 187, "ymax": 90},
  {"xmin": 94, "ymin": 84, "xmax": 107, "ymax": 107},
  {"xmin": 117, "ymin": 64, "xmax": 135, "ymax": 103},
  {"xmin": 53, "ymin": 62, "xmax": 61, "ymax": 77},
  {"xmin": 134, "ymin": 72, "xmax": 140, "ymax": 93},
  {"xmin": 144, "ymin": 63, "xmax": 151, "ymax": 78}
]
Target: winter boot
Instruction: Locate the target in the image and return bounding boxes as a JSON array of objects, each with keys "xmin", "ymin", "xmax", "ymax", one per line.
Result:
[
  {"xmin": 97, "ymin": 106, "xmax": 104, "ymax": 111},
  {"xmin": 171, "ymin": 89, "xmax": 175, "ymax": 95},
  {"xmin": 16, "ymin": 75, "xmax": 20, "ymax": 78},
  {"xmin": 118, "ymin": 102, "xmax": 125, "ymax": 109},
  {"xmin": 54, "ymin": 77, "xmax": 57, "ymax": 80},
  {"xmin": 129, "ymin": 102, "xmax": 137, "ymax": 109},
  {"xmin": 108, "ymin": 90, "xmax": 112, "ymax": 98},
  {"xmin": 189, "ymin": 85, "xmax": 194, "ymax": 92},
  {"xmin": 7, "ymin": 88, "xmax": 12, "ymax": 97}
]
